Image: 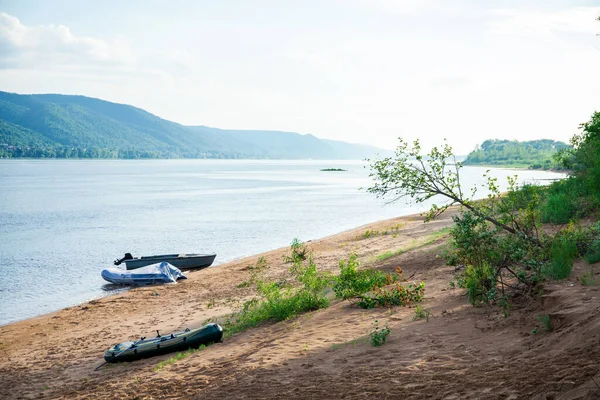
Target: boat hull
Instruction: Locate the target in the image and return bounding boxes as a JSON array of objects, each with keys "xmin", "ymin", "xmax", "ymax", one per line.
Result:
[
  {"xmin": 101, "ymin": 262, "xmax": 186, "ymax": 285},
  {"xmin": 103, "ymin": 323, "xmax": 223, "ymax": 363},
  {"xmin": 124, "ymin": 253, "xmax": 216, "ymax": 270}
]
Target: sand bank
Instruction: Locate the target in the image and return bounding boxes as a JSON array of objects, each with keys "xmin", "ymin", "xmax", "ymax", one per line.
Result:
[{"xmin": 1, "ymin": 210, "xmax": 599, "ymax": 399}]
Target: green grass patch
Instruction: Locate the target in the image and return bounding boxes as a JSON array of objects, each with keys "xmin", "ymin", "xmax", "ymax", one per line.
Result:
[
  {"xmin": 213, "ymin": 239, "xmax": 332, "ymax": 339},
  {"xmin": 413, "ymin": 305, "xmax": 431, "ymax": 321},
  {"xmin": 357, "ymin": 223, "xmax": 405, "ymax": 240},
  {"xmin": 585, "ymin": 240, "xmax": 600, "ymax": 264},
  {"xmin": 544, "ymin": 235, "xmax": 577, "ymax": 280},
  {"xmin": 537, "ymin": 315, "xmax": 553, "ymax": 332},
  {"xmin": 541, "ymin": 192, "xmax": 577, "ymax": 224},
  {"xmin": 375, "ymin": 248, "xmax": 405, "ymax": 262},
  {"xmin": 332, "ymin": 253, "xmax": 394, "ymax": 299},
  {"xmin": 374, "ymin": 227, "xmax": 451, "ymax": 262}
]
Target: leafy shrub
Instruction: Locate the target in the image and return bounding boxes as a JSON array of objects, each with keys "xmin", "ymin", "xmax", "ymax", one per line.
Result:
[
  {"xmin": 332, "ymin": 253, "xmax": 393, "ymax": 299},
  {"xmin": 361, "ymin": 229, "xmax": 379, "ymax": 239},
  {"xmin": 356, "ymin": 282, "xmax": 425, "ymax": 309},
  {"xmin": 585, "ymin": 240, "xmax": 600, "ymax": 264},
  {"xmin": 224, "ymin": 240, "xmax": 332, "ymax": 336},
  {"xmin": 504, "ymin": 184, "xmax": 544, "ymax": 211},
  {"xmin": 283, "ymin": 238, "xmax": 308, "ymax": 265},
  {"xmin": 541, "ymin": 191, "xmax": 577, "ymax": 224},
  {"xmin": 447, "ymin": 212, "xmax": 502, "ymax": 268},
  {"xmin": 537, "ymin": 315, "xmax": 553, "ymax": 332},
  {"xmin": 413, "ymin": 305, "xmax": 431, "ymax": 321},
  {"xmin": 464, "ymin": 263, "xmax": 497, "ymax": 305},
  {"xmin": 543, "ymin": 235, "xmax": 577, "ymax": 280},
  {"xmin": 369, "ymin": 320, "xmax": 391, "ymax": 347}
]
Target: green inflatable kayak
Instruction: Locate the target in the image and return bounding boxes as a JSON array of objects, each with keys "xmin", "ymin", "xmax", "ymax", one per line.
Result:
[{"xmin": 103, "ymin": 323, "xmax": 223, "ymax": 363}]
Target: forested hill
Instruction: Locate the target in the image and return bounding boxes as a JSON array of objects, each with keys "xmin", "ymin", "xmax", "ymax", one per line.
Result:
[
  {"xmin": 0, "ymin": 91, "xmax": 388, "ymax": 159},
  {"xmin": 463, "ymin": 139, "xmax": 570, "ymax": 169}
]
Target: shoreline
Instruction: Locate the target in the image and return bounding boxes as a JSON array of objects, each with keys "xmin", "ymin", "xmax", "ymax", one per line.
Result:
[
  {"xmin": 0, "ymin": 210, "xmax": 431, "ymax": 329},
  {"xmin": 2, "ymin": 206, "xmax": 598, "ymax": 399},
  {"xmin": 0, "ymin": 210, "xmax": 457, "ymax": 397}
]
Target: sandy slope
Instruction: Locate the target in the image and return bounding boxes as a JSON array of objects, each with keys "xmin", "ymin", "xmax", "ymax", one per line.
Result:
[{"xmin": 1, "ymin": 211, "xmax": 599, "ymax": 399}]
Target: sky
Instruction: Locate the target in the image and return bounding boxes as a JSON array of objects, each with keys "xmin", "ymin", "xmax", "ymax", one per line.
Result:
[{"xmin": 0, "ymin": 0, "xmax": 599, "ymax": 154}]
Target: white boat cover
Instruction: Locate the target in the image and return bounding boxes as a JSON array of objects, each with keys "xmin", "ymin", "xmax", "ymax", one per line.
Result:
[{"xmin": 101, "ymin": 261, "xmax": 187, "ymax": 285}]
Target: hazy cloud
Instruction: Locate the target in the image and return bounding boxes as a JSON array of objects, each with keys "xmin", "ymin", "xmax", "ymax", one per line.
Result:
[
  {"xmin": 0, "ymin": 12, "xmax": 136, "ymax": 69},
  {"xmin": 0, "ymin": 2, "xmax": 598, "ymax": 153},
  {"xmin": 487, "ymin": 7, "xmax": 600, "ymax": 37}
]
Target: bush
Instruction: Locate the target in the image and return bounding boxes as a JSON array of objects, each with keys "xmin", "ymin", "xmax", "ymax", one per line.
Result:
[
  {"xmin": 283, "ymin": 238, "xmax": 308, "ymax": 265},
  {"xmin": 369, "ymin": 320, "xmax": 391, "ymax": 347},
  {"xmin": 224, "ymin": 240, "xmax": 332, "ymax": 336},
  {"xmin": 464, "ymin": 263, "xmax": 497, "ymax": 305},
  {"xmin": 447, "ymin": 212, "xmax": 501, "ymax": 268},
  {"xmin": 543, "ymin": 235, "xmax": 577, "ymax": 280},
  {"xmin": 356, "ymin": 282, "xmax": 425, "ymax": 309},
  {"xmin": 332, "ymin": 253, "xmax": 393, "ymax": 299},
  {"xmin": 413, "ymin": 305, "xmax": 431, "ymax": 321},
  {"xmin": 537, "ymin": 315, "xmax": 553, "ymax": 332},
  {"xmin": 541, "ymin": 191, "xmax": 577, "ymax": 224},
  {"xmin": 585, "ymin": 240, "xmax": 600, "ymax": 264}
]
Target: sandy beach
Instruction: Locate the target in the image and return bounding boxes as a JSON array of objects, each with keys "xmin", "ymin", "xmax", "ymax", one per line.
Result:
[{"xmin": 1, "ymin": 210, "xmax": 599, "ymax": 399}]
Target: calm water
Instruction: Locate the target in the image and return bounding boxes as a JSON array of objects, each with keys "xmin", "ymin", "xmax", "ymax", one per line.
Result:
[{"xmin": 0, "ymin": 160, "xmax": 565, "ymax": 325}]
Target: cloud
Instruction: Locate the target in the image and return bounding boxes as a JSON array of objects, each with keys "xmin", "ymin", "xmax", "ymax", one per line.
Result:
[
  {"xmin": 0, "ymin": 12, "xmax": 136, "ymax": 69},
  {"xmin": 487, "ymin": 7, "xmax": 600, "ymax": 38}
]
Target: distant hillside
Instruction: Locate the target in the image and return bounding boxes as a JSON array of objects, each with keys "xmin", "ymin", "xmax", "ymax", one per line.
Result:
[
  {"xmin": 0, "ymin": 91, "xmax": 389, "ymax": 159},
  {"xmin": 463, "ymin": 139, "xmax": 570, "ymax": 169}
]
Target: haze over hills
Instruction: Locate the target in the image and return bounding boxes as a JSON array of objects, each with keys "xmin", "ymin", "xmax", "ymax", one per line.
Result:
[{"xmin": 0, "ymin": 91, "xmax": 389, "ymax": 159}]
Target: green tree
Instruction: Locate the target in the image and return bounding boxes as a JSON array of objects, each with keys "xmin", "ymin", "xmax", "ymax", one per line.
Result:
[{"xmin": 367, "ymin": 138, "xmax": 543, "ymax": 247}]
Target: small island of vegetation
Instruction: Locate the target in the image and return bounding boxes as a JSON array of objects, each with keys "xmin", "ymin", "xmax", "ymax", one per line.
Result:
[
  {"xmin": 463, "ymin": 139, "xmax": 570, "ymax": 169},
  {"xmin": 320, "ymin": 168, "xmax": 347, "ymax": 172}
]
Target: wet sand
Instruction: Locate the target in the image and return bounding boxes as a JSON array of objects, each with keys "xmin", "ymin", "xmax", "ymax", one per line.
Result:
[{"xmin": 1, "ymin": 210, "xmax": 599, "ymax": 399}]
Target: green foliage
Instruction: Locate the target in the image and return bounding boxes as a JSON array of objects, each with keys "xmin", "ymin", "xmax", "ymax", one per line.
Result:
[
  {"xmin": 332, "ymin": 253, "xmax": 393, "ymax": 299},
  {"xmin": 537, "ymin": 315, "xmax": 553, "ymax": 332},
  {"xmin": 463, "ymin": 263, "xmax": 497, "ymax": 305},
  {"xmin": 375, "ymin": 248, "xmax": 405, "ymax": 262},
  {"xmin": 580, "ymin": 266, "xmax": 598, "ymax": 286},
  {"xmin": 586, "ymin": 240, "xmax": 600, "ymax": 264},
  {"xmin": 498, "ymin": 295, "xmax": 511, "ymax": 317},
  {"xmin": 0, "ymin": 91, "xmax": 383, "ymax": 159},
  {"xmin": 368, "ymin": 138, "xmax": 544, "ymax": 248},
  {"xmin": 446, "ymin": 206, "xmax": 548, "ymax": 306},
  {"xmin": 369, "ymin": 320, "xmax": 391, "ymax": 347},
  {"xmin": 413, "ymin": 305, "xmax": 431, "ymax": 321},
  {"xmin": 541, "ymin": 192, "xmax": 577, "ymax": 224},
  {"xmin": 463, "ymin": 139, "xmax": 569, "ymax": 169},
  {"xmin": 238, "ymin": 256, "xmax": 269, "ymax": 288},
  {"xmin": 356, "ymin": 282, "xmax": 425, "ymax": 309},
  {"xmin": 449, "ymin": 212, "xmax": 501, "ymax": 268},
  {"xmin": 543, "ymin": 234, "xmax": 577, "ymax": 280},
  {"xmin": 361, "ymin": 229, "xmax": 379, "ymax": 239},
  {"xmin": 560, "ymin": 222, "xmax": 600, "ymax": 258},
  {"xmin": 369, "ymin": 113, "xmax": 600, "ymax": 312},
  {"xmin": 556, "ymin": 111, "xmax": 600, "ymax": 202},
  {"xmin": 368, "ymin": 138, "xmax": 465, "ymax": 222},
  {"xmin": 320, "ymin": 168, "xmax": 347, "ymax": 171},
  {"xmin": 539, "ymin": 178, "xmax": 591, "ymax": 224},
  {"xmin": 357, "ymin": 224, "xmax": 404, "ymax": 240},
  {"xmin": 283, "ymin": 238, "xmax": 308, "ymax": 266},
  {"xmin": 223, "ymin": 240, "xmax": 332, "ymax": 337}
]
